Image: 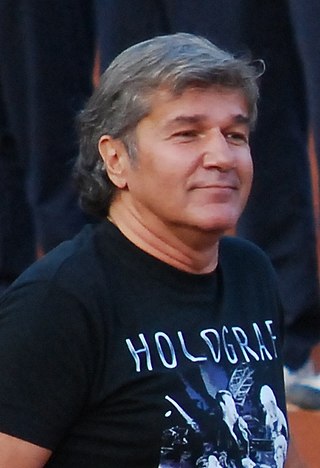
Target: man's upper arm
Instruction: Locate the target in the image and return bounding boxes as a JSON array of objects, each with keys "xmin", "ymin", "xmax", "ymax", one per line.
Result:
[
  {"xmin": 0, "ymin": 432, "xmax": 52, "ymax": 467},
  {"xmin": 0, "ymin": 282, "xmax": 97, "ymax": 456}
]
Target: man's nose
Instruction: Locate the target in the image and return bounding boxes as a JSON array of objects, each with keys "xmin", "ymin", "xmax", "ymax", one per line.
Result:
[{"xmin": 202, "ymin": 128, "xmax": 235, "ymax": 171}]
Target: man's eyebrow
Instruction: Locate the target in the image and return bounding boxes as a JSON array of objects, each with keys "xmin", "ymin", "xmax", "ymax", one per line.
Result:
[
  {"xmin": 163, "ymin": 113, "xmax": 250, "ymax": 129},
  {"xmin": 163, "ymin": 114, "xmax": 207, "ymax": 128},
  {"xmin": 232, "ymin": 114, "xmax": 250, "ymax": 125}
]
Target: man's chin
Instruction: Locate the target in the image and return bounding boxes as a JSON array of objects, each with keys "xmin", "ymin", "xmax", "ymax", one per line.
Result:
[{"xmin": 194, "ymin": 216, "xmax": 238, "ymax": 235}]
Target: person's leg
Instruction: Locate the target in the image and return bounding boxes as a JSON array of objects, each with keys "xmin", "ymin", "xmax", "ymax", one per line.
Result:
[
  {"xmin": 0, "ymin": 2, "xmax": 36, "ymax": 291},
  {"xmin": 237, "ymin": 1, "xmax": 320, "ymax": 374},
  {"xmin": 24, "ymin": 0, "xmax": 95, "ymax": 252},
  {"xmin": 288, "ymin": 0, "xmax": 320, "ymax": 169},
  {"xmin": 264, "ymin": 0, "xmax": 320, "ymax": 409},
  {"xmin": 96, "ymin": 0, "xmax": 248, "ymax": 68},
  {"xmin": 96, "ymin": 0, "xmax": 171, "ymax": 70},
  {"xmin": 0, "ymin": 93, "xmax": 36, "ymax": 290},
  {"xmin": 163, "ymin": 0, "xmax": 247, "ymax": 53}
]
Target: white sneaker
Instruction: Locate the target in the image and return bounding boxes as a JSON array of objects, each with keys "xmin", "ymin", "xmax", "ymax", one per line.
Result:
[{"xmin": 284, "ymin": 359, "xmax": 320, "ymax": 410}]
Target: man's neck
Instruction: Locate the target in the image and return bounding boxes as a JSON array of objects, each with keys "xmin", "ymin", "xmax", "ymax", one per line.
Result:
[{"xmin": 108, "ymin": 201, "xmax": 221, "ymax": 275}]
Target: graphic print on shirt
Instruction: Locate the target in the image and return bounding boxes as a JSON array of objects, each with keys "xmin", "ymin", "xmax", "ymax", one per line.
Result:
[
  {"xmin": 125, "ymin": 319, "xmax": 288, "ymax": 468},
  {"xmin": 158, "ymin": 362, "xmax": 288, "ymax": 468},
  {"xmin": 125, "ymin": 320, "xmax": 278, "ymax": 373}
]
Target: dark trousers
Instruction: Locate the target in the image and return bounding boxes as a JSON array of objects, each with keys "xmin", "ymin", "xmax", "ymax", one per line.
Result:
[
  {"xmin": 0, "ymin": 0, "xmax": 95, "ymax": 282},
  {"xmin": 96, "ymin": 0, "xmax": 320, "ymax": 369}
]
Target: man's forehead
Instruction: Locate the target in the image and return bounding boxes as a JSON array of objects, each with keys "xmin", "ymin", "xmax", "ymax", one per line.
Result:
[
  {"xmin": 153, "ymin": 84, "xmax": 247, "ymax": 106},
  {"xmin": 153, "ymin": 83, "xmax": 246, "ymax": 99},
  {"xmin": 146, "ymin": 86, "xmax": 250, "ymax": 127}
]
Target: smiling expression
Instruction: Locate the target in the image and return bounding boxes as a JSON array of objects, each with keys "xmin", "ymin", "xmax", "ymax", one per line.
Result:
[{"xmin": 111, "ymin": 86, "xmax": 253, "ymax": 238}]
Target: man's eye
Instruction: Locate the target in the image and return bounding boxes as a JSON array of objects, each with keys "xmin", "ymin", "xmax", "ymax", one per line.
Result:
[
  {"xmin": 172, "ymin": 130, "xmax": 198, "ymax": 139},
  {"xmin": 225, "ymin": 132, "xmax": 248, "ymax": 144}
]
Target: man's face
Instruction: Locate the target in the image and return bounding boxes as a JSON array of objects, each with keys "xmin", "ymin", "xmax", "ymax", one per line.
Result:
[{"xmin": 118, "ymin": 86, "xmax": 253, "ymax": 238}]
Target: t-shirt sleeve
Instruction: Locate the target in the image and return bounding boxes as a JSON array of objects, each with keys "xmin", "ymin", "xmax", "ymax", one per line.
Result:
[{"xmin": 0, "ymin": 281, "xmax": 99, "ymax": 450}]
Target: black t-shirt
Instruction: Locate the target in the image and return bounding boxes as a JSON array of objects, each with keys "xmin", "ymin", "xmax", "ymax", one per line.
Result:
[{"xmin": 0, "ymin": 221, "xmax": 288, "ymax": 467}]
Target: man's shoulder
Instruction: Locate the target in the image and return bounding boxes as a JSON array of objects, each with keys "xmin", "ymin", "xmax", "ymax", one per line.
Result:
[
  {"xmin": 3, "ymin": 224, "xmax": 106, "ymax": 303},
  {"xmin": 220, "ymin": 235, "xmax": 270, "ymax": 259},
  {"xmin": 219, "ymin": 235, "xmax": 274, "ymax": 275},
  {"xmin": 26, "ymin": 224, "xmax": 96, "ymax": 272},
  {"xmin": 0, "ymin": 224, "xmax": 112, "ymax": 351}
]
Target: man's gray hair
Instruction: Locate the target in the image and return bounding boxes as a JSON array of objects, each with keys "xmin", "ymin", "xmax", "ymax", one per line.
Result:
[{"xmin": 75, "ymin": 32, "xmax": 262, "ymax": 218}]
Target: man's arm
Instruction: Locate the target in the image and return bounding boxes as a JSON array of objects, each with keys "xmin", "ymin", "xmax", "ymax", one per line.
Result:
[
  {"xmin": 0, "ymin": 432, "xmax": 52, "ymax": 468},
  {"xmin": 0, "ymin": 283, "xmax": 96, "ymax": 462}
]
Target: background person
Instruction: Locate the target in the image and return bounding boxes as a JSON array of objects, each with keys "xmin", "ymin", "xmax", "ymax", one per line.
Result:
[
  {"xmin": 0, "ymin": 0, "xmax": 95, "ymax": 293},
  {"xmin": 95, "ymin": 0, "xmax": 320, "ymax": 410}
]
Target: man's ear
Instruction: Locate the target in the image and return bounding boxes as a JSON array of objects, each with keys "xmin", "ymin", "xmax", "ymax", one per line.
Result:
[{"xmin": 98, "ymin": 135, "xmax": 129, "ymax": 189}]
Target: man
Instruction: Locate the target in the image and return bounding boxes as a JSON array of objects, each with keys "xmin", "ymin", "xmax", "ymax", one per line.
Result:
[{"xmin": 0, "ymin": 33, "xmax": 287, "ymax": 467}]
